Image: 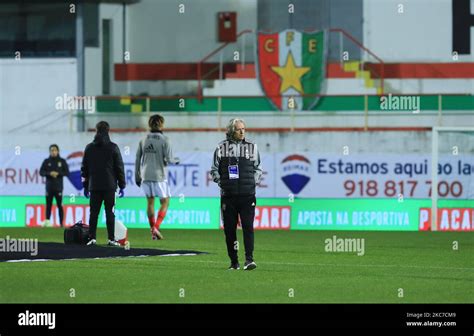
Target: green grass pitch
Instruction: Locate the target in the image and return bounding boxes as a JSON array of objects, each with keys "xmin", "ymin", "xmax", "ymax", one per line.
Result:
[{"xmin": 0, "ymin": 228, "xmax": 472, "ymax": 303}]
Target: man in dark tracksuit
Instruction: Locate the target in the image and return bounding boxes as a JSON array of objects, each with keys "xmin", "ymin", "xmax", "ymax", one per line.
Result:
[
  {"xmin": 39, "ymin": 144, "xmax": 70, "ymax": 227},
  {"xmin": 81, "ymin": 121, "xmax": 126, "ymax": 246},
  {"xmin": 210, "ymin": 118, "xmax": 262, "ymax": 270}
]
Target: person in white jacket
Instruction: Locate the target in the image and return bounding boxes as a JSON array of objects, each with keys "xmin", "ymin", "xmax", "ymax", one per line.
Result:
[{"xmin": 135, "ymin": 114, "xmax": 179, "ymax": 240}]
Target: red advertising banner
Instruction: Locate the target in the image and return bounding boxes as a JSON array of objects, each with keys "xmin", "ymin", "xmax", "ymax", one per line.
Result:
[
  {"xmin": 219, "ymin": 206, "xmax": 291, "ymax": 230},
  {"xmin": 419, "ymin": 208, "xmax": 474, "ymax": 231},
  {"xmin": 26, "ymin": 204, "xmax": 90, "ymax": 227}
]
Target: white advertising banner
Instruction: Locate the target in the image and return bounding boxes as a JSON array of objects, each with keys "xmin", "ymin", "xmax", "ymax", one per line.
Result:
[
  {"xmin": 0, "ymin": 150, "xmax": 472, "ymax": 199},
  {"xmin": 0, "ymin": 150, "xmax": 275, "ymax": 198},
  {"xmin": 275, "ymin": 153, "xmax": 474, "ymax": 199}
]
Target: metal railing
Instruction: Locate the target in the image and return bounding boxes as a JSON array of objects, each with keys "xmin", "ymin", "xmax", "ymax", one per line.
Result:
[
  {"xmin": 83, "ymin": 93, "xmax": 473, "ymax": 132},
  {"xmin": 328, "ymin": 28, "xmax": 385, "ymax": 94},
  {"xmin": 197, "ymin": 29, "xmax": 253, "ymax": 102},
  {"xmin": 195, "ymin": 28, "xmax": 385, "ymax": 101}
]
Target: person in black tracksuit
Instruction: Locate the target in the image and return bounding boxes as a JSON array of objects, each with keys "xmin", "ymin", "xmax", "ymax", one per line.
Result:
[
  {"xmin": 210, "ymin": 118, "xmax": 263, "ymax": 271},
  {"xmin": 80, "ymin": 121, "xmax": 126, "ymax": 246},
  {"xmin": 39, "ymin": 144, "xmax": 69, "ymax": 227}
]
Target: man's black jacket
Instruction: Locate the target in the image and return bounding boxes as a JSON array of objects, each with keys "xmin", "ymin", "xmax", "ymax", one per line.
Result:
[
  {"xmin": 39, "ymin": 156, "xmax": 70, "ymax": 192},
  {"xmin": 81, "ymin": 132, "xmax": 126, "ymax": 192}
]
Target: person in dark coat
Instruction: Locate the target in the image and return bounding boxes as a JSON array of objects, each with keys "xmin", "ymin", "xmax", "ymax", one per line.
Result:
[
  {"xmin": 39, "ymin": 144, "xmax": 70, "ymax": 227},
  {"xmin": 210, "ymin": 118, "xmax": 263, "ymax": 270},
  {"xmin": 81, "ymin": 121, "xmax": 126, "ymax": 246}
]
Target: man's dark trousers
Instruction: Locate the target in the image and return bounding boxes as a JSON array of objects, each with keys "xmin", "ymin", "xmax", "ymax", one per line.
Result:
[
  {"xmin": 89, "ymin": 190, "xmax": 115, "ymax": 241},
  {"xmin": 221, "ymin": 194, "xmax": 256, "ymax": 263},
  {"xmin": 45, "ymin": 190, "xmax": 64, "ymax": 226}
]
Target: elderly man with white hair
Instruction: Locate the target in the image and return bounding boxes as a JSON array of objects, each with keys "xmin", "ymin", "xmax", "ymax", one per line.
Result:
[{"xmin": 210, "ymin": 118, "xmax": 263, "ymax": 271}]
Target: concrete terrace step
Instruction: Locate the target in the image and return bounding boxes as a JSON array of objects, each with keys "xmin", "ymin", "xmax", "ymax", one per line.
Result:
[{"xmin": 203, "ymin": 78, "xmax": 378, "ymax": 96}]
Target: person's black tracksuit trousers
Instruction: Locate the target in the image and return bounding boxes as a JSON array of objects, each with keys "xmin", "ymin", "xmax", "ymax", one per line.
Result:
[
  {"xmin": 45, "ymin": 190, "xmax": 64, "ymax": 227},
  {"xmin": 221, "ymin": 194, "xmax": 256, "ymax": 263},
  {"xmin": 88, "ymin": 190, "xmax": 115, "ymax": 241}
]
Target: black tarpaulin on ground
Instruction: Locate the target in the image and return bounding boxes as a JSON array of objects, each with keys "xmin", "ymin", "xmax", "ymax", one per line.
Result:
[{"xmin": 0, "ymin": 242, "xmax": 207, "ymax": 262}]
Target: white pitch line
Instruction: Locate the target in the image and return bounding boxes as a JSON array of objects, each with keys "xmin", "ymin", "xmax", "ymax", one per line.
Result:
[
  {"xmin": 169, "ymin": 259, "xmax": 474, "ymax": 271},
  {"xmin": 4, "ymin": 255, "xmax": 472, "ymax": 271},
  {"xmin": 2, "ymin": 254, "xmax": 199, "ymax": 263}
]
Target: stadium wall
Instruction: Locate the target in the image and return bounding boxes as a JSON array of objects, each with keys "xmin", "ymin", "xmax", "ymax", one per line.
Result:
[
  {"xmin": 84, "ymin": 3, "xmax": 129, "ymax": 97},
  {"xmin": 363, "ymin": 0, "xmax": 474, "ymax": 62},
  {"xmin": 84, "ymin": 0, "xmax": 258, "ymax": 97},
  {"xmin": 0, "ymin": 58, "xmax": 77, "ymax": 134},
  {"xmin": 0, "ymin": 130, "xmax": 439, "ymax": 153}
]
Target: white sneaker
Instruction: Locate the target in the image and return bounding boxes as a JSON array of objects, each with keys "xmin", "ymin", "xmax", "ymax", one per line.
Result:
[
  {"xmin": 107, "ymin": 240, "xmax": 120, "ymax": 247},
  {"xmin": 152, "ymin": 227, "xmax": 164, "ymax": 240},
  {"xmin": 87, "ymin": 239, "xmax": 96, "ymax": 246},
  {"xmin": 43, "ymin": 219, "xmax": 51, "ymax": 227},
  {"xmin": 244, "ymin": 260, "xmax": 257, "ymax": 271}
]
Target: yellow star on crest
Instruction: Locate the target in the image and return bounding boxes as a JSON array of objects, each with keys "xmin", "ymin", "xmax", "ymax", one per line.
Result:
[{"xmin": 271, "ymin": 52, "xmax": 310, "ymax": 94}]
